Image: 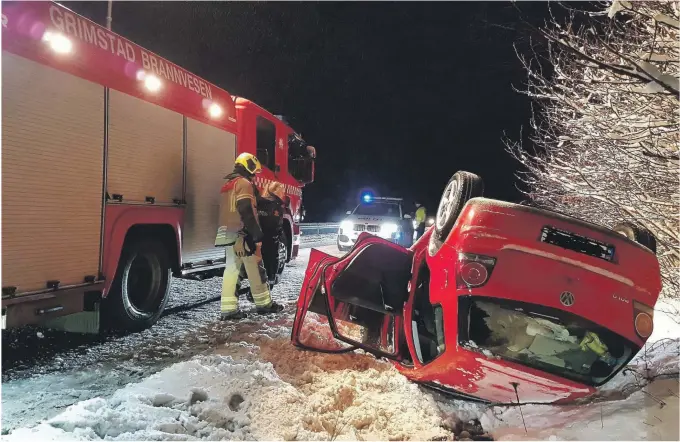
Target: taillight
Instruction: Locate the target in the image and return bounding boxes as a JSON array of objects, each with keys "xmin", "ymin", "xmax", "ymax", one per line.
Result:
[
  {"xmin": 456, "ymin": 253, "xmax": 496, "ymax": 289},
  {"xmin": 633, "ymin": 300, "xmax": 654, "ymax": 339}
]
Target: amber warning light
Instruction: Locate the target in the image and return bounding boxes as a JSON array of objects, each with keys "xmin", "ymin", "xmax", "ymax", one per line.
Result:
[{"xmin": 633, "ymin": 300, "xmax": 654, "ymax": 339}]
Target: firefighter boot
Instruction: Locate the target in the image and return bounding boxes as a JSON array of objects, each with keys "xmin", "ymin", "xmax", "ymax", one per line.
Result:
[
  {"xmin": 220, "ymin": 310, "xmax": 247, "ymax": 321},
  {"xmin": 256, "ymin": 301, "xmax": 285, "ymax": 315}
]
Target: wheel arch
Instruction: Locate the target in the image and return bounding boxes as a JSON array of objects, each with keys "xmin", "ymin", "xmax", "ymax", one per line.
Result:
[{"xmin": 102, "ymin": 205, "xmax": 183, "ymax": 298}]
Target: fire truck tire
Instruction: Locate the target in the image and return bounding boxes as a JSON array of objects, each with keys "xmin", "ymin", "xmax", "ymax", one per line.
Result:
[
  {"xmin": 277, "ymin": 231, "xmax": 289, "ymax": 276},
  {"xmin": 434, "ymin": 171, "xmax": 484, "ymax": 242},
  {"xmin": 105, "ymin": 239, "xmax": 172, "ymax": 331},
  {"xmin": 612, "ymin": 221, "xmax": 657, "ymax": 254}
]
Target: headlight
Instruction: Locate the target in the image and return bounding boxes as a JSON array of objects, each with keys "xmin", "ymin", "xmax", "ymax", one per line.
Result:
[
  {"xmin": 380, "ymin": 223, "xmax": 399, "ymax": 236},
  {"xmin": 340, "ymin": 220, "xmax": 354, "ymax": 232},
  {"xmin": 426, "ymin": 217, "xmax": 435, "ymax": 226}
]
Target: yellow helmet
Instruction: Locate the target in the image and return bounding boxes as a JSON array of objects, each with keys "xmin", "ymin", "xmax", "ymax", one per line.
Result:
[{"xmin": 235, "ymin": 152, "xmax": 262, "ymax": 175}]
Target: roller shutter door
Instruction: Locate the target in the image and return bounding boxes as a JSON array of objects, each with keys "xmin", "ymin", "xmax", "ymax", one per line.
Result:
[
  {"xmin": 2, "ymin": 53, "xmax": 104, "ymax": 294},
  {"xmin": 183, "ymin": 118, "xmax": 236, "ymax": 264},
  {"xmin": 107, "ymin": 89, "xmax": 183, "ymax": 204}
]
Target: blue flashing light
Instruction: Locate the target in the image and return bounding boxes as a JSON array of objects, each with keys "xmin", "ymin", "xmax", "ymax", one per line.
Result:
[{"xmin": 362, "ymin": 193, "xmax": 373, "ymax": 203}]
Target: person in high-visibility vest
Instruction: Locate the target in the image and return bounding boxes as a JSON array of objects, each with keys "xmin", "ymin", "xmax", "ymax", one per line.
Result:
[
  {"xmin": 215, "ymin": 153, "xmax": 284, "ymax": 320},
  {"xmin": 414, "ymin": 202, "xmax": 427, "ymax": 239}
]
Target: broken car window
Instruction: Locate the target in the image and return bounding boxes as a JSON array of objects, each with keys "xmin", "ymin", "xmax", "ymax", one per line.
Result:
[{"xmin": 461, "ymin": 297, "xmax": 637, "ymax": 386}]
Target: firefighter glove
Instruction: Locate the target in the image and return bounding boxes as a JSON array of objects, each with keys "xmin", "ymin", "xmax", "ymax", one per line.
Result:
[{"xmin": 233, "ymin": 236, "xmax": 248, "ymax": 257}]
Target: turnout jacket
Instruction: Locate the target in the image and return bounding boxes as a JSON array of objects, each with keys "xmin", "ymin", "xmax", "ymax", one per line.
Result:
[{"xmin": 215, "ymin": 169, "xmax": 265, "ymax": 247}]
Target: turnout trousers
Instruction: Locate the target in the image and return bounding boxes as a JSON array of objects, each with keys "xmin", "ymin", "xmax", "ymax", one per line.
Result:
[{"xmin": 220, "ymin": 246, "xmax": 273, "ymax": 314}]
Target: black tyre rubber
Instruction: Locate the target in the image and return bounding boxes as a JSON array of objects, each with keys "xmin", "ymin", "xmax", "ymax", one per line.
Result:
[
  {"xmin": 277, "ymin": 231, "xmax": 290, "ymax": 276},
  {"xmin": 612, "ymin": 221, "xmax": 657, "ymax": 254},
  {"xmin": 433, "ymin": 171, "xmax": 484, "ymax": 242},
  {"xmin": 105, "ymin": 239, "xmax": 172, "ymax": 331}
]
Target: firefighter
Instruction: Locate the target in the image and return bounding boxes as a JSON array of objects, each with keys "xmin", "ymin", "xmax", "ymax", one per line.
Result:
[
  {"xmin": 258, "ymin": 181, "xmax": 286, "ymax": 287},
  {"xmin": 414, "ymin": 202, "xmax": 427, "ymax": 240},
  {"xmin": 215, "ymin": 153, "xmax": 284, "ymax": 320}
]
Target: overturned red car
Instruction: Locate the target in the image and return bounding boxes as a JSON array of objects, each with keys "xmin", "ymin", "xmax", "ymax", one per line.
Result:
[{"xmin": 291, "ymin": 171, "xmax": 662, "ymax": 404}]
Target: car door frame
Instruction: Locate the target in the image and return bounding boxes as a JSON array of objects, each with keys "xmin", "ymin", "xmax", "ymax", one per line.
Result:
[
  {"xmin": 291, "ymin": 248, "xmax": 357, "ymax": 354},
  {"xmin": 291, "ymin": 232, "xmax": 413, "ymax": 361}
]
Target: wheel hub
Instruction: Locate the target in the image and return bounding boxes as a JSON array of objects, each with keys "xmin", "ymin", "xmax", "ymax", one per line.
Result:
[
  {"xmin": 436, "ymin": 180, "xmax": 458, "ymax": 231},
  {"xmin": 125, "ymin": 253, "xmax": 162, "ymax": 316}
]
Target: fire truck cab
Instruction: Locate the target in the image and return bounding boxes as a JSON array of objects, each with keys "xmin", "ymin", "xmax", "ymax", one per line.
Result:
[{"xmin": 1, "ymin": 1, "xmax": 316, "ymax": 333}]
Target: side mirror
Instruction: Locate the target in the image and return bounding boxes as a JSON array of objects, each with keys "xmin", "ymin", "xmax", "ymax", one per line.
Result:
[
  {"xmin": 346, "ymin": 210, "xmax": 352, "ymax": 215},
  {"xmin": 403, "ymin": 214, "xmax": 412, "ymax": 219}
]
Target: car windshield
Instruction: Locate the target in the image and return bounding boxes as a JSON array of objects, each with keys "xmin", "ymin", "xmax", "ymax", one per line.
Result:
[
  {"xmin": 459, "ymin": 296, "xmax": 637, "ymax": 386},
  {"xmin": 353, "ymin": 203, "xmax": 400, "ymax": 217}
]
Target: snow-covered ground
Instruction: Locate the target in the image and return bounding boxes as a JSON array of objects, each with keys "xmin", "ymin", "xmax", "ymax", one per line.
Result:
[{"xmin": 2, "ymin": 234, "xmax": 679, "ymax": 440}]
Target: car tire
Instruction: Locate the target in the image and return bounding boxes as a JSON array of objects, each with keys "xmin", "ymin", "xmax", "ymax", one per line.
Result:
[
  {"xmin": 104, "ymin": 239, "xmax": 172, "ymax": 331},
  {"xmin": 613, "ymin": 221, "xmax": 657, "ymax": 254},
  {"xmin": 434, "ymin": 171, "xmax": 484, "ymax": 242}
]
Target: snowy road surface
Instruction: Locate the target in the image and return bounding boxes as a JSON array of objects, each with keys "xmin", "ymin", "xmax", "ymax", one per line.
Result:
[{"xmin": 2, "ymin": 234, "xmax": 679, "ymax": 440}]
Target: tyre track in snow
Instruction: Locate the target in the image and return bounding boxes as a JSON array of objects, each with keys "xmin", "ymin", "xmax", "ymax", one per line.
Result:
[
  {"xmin": 1, "ymin": 235, "xmax": 336, "ymax": 378},
  {"xmin": 0, "ymin": 235, "xmax": 336, "ymax": 433}
]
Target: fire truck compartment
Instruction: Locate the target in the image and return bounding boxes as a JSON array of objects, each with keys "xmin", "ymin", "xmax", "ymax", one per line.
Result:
[
  {"xmin": 2, "ymin": 53, "xmax": 104, "ymax": 295},
  {"xmin": 107, "ymin": 89, "xmax": 183, "ymax": 204},
  {"xmin": 182, "ymin": 118, "xmax": 236, "ymax": 264}
]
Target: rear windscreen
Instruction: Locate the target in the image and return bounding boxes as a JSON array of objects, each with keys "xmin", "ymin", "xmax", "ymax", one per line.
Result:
[{"xmin": 458, "ymin": 296, "xmax": 638, "ymax": 386}]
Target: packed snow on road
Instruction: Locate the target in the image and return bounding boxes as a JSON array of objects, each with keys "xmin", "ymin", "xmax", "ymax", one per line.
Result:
[{"xmin": 2, "ymin": 235, "xmax": 679, "ymax": 441}]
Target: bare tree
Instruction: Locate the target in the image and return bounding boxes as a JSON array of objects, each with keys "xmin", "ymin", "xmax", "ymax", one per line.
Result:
[{"xmin": 507, "ymin": 1, "xmax": 679, "ymax": 296}]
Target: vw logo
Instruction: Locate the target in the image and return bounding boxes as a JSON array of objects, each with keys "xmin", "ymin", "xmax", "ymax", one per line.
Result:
[{"xmin": 560, "ymin": 291, "xmax": 575, "ymax": 307}]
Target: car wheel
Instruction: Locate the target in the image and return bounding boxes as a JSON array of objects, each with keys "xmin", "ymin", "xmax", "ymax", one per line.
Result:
[
  {"xmin": 613, "ymin": 221, "xmax": 657, "ymax": 254},
  {"xmin": 434, "ymin": 171, "xmax": 484, "ymax": 241},
  {"xmin": 105, "ymin": 239, "xmax": 172, "ymax": 331}
]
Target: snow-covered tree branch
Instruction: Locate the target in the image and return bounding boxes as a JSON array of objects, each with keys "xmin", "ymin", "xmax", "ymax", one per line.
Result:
[{"xmin": 507, "ymin": 1, "xmax": 679, "ymax": 297}]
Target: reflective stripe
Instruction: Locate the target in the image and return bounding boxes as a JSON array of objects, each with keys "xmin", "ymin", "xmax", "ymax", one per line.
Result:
[
  {"xmin": 235, "ymin": 194, "xmax": 254, "ymax": 202},
  {"xmin": 221, "ymin": 253, "xmax": 240, "ymax": 313},
  {"xmin": 221, "ymin": 299, "xmax": 238, "ymax": 308},
  {"xmin": 251, "ymin": 290, "xmax": 272, "ymax": 307}
]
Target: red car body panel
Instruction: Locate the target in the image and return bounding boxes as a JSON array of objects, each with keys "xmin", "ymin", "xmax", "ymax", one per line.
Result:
[{"xmin": 292, "ymin": 198, "xmax": 662, "ymax": 404}]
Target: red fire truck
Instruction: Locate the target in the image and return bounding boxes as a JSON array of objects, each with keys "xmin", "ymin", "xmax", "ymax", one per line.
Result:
[{"xmin": 1, "ymin": 1, "xmax": 316, "ymax": 332}]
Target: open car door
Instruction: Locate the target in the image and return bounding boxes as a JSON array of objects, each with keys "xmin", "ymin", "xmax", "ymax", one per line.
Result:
[{"xmin": 291, "ymin": 233, "xmax": 414, "ymax": 361}]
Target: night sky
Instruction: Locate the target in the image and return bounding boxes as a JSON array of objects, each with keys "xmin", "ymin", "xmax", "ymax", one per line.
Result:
[{"xmin": 65, "ymin": 1, "xmax": 555, "ymax": 222}]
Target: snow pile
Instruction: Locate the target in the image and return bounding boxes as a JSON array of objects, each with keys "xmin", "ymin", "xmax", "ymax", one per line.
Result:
[
  {"xmin": 480, "ymin": 377, "xmax": 678, "ymax": 441},
  {"xmin": 5, "ymin": 318, "xmax": 457, "ymax": 441}
]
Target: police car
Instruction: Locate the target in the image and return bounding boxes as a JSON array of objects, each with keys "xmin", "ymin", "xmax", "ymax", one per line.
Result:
[{"xmin": 337, "ymin": 194, "xmax": 413, "ymax": 251}]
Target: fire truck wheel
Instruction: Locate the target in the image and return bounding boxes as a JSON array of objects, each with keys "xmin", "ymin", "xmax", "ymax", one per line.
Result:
[
  {"xmin": 105, "ymin": 239, "xmax": 172, "ymax": 331},
  {"xmin": 434, "ymin": 171, "xmax": 484, "ymax": 242},
  {"xmin": 277, "ymin": 231, "xmax": 289, "ymax": 276},
  {"xmin": 613, "ymin": 221, "xmax": 657, "ymax": 254}
]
